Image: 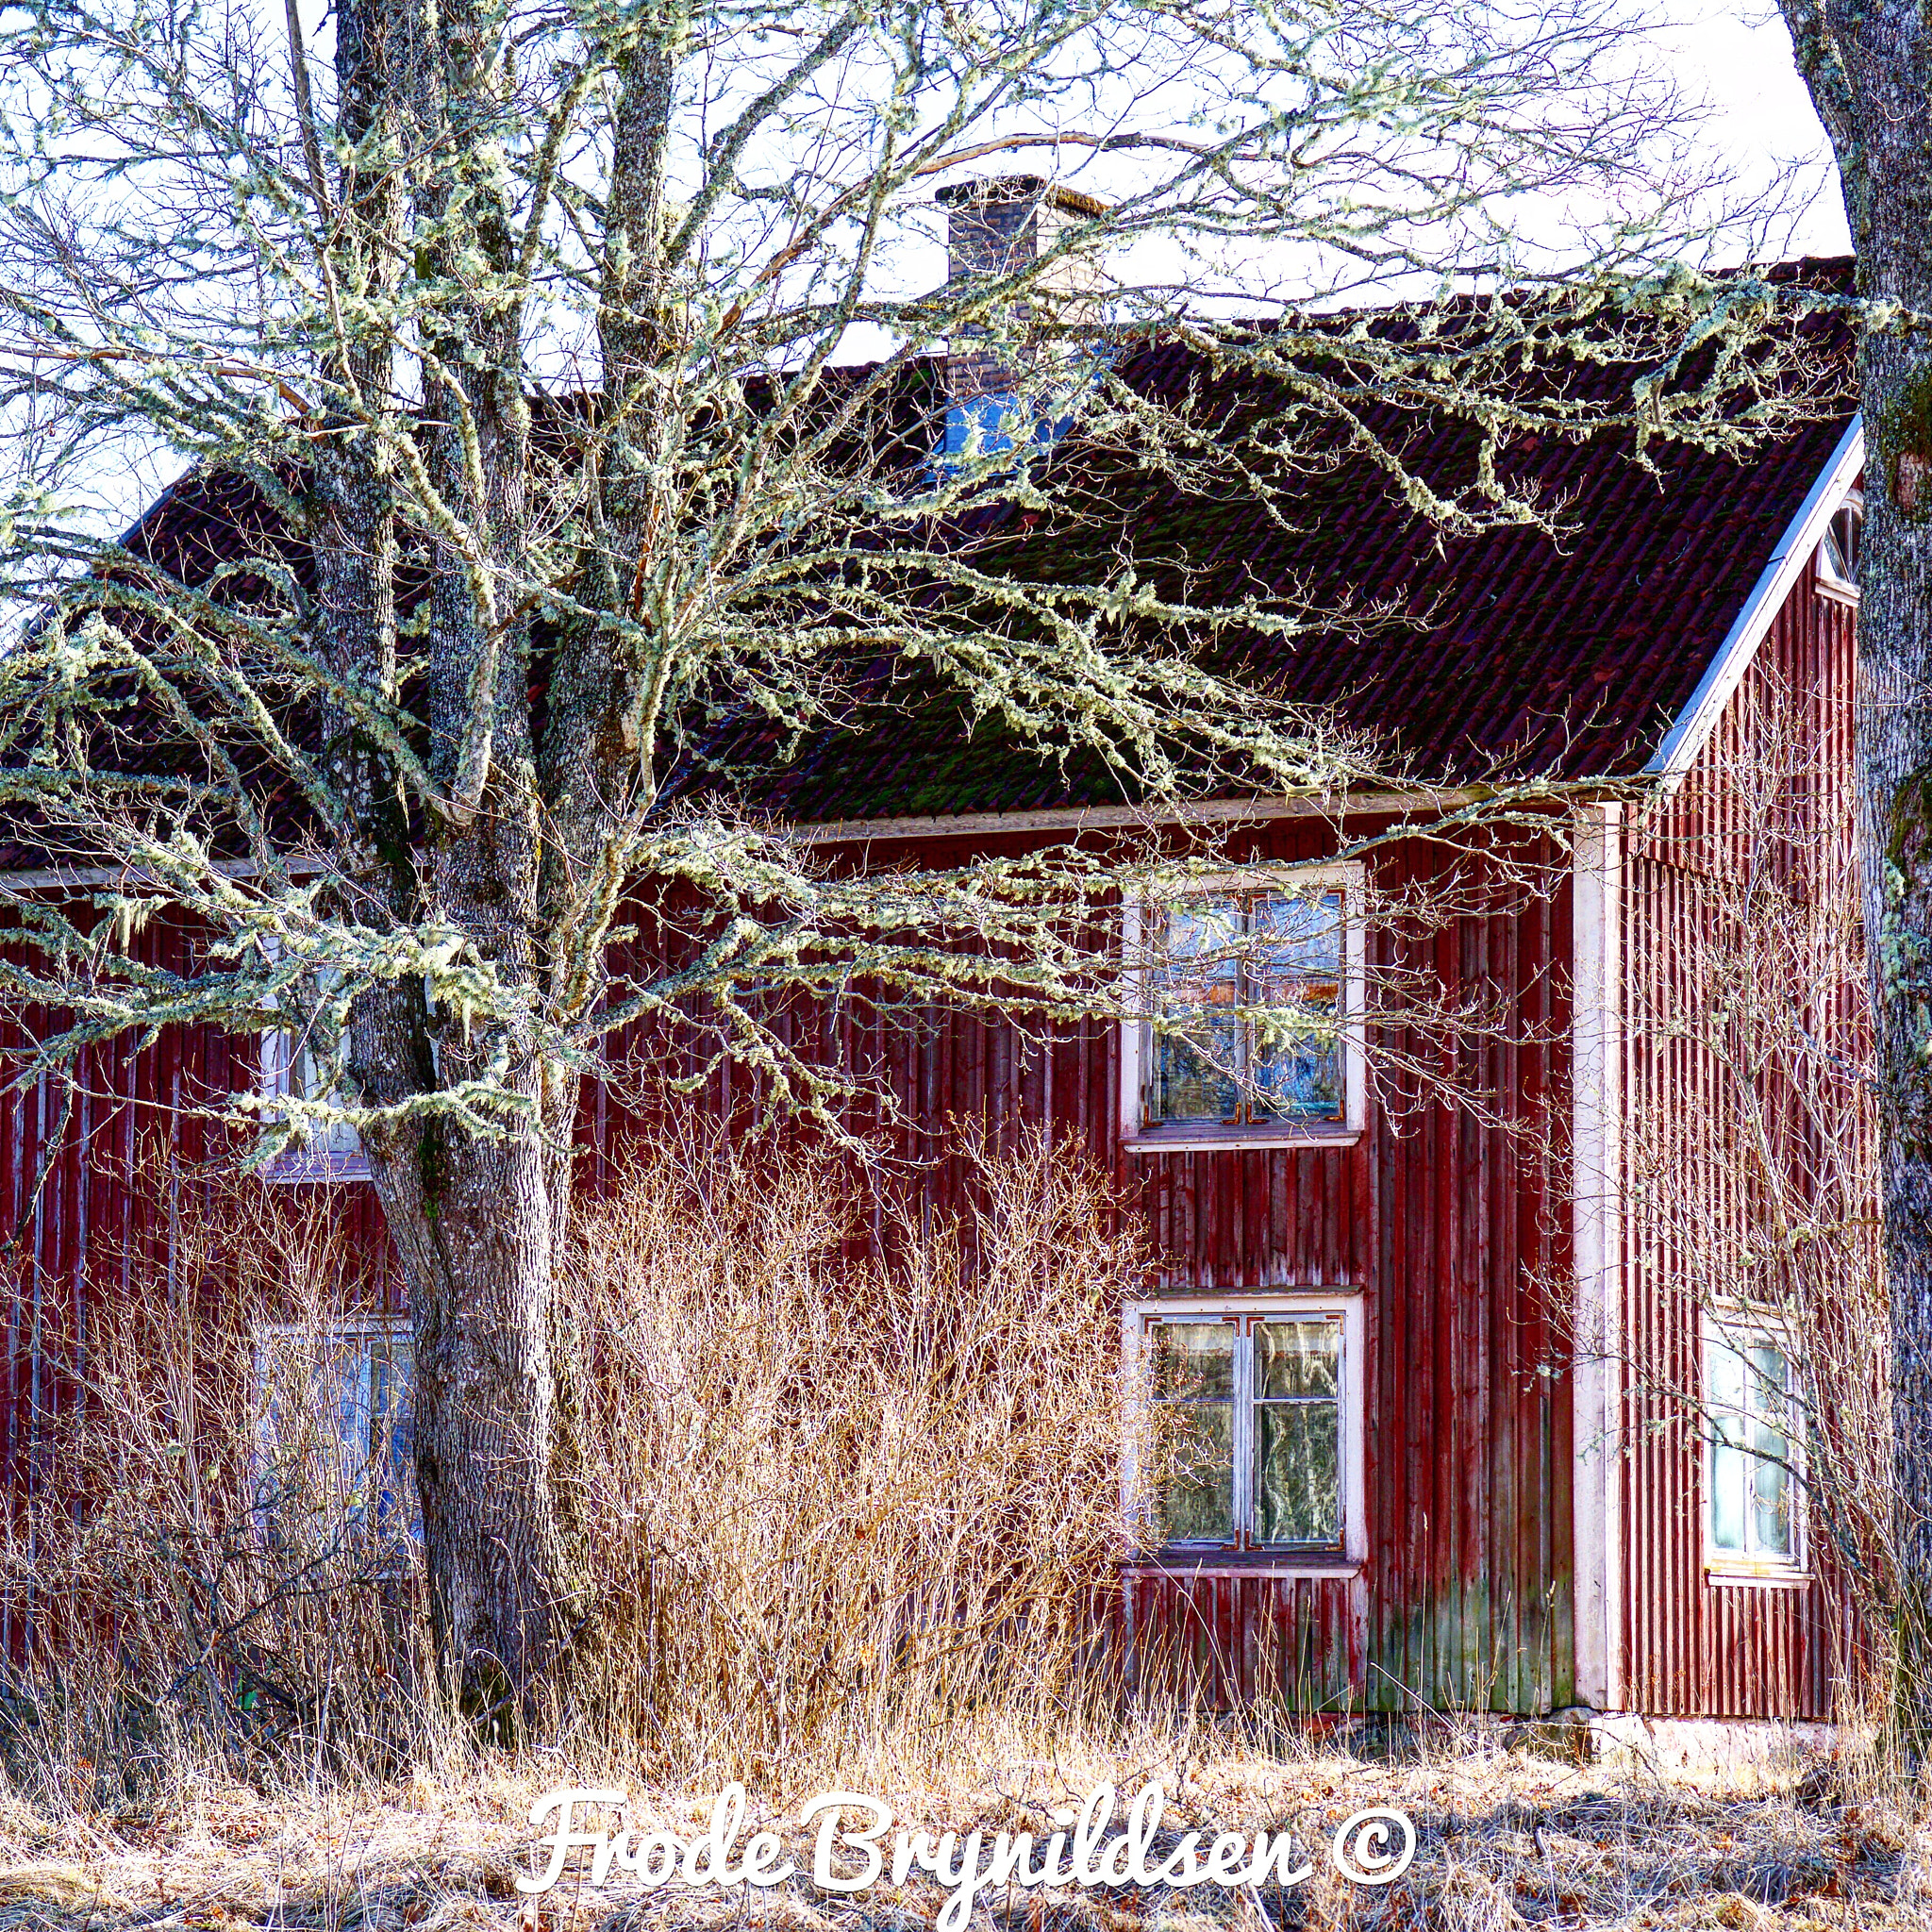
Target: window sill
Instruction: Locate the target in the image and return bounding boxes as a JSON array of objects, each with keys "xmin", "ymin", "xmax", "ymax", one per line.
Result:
[
  {"xmin": 1124, "ymin": 1124, "xmax": 1361, "ymax": 1155},
  {"xmin": 1127, "ymin": 1551, "xmax": 1360, "ymax": 1580},
  {"xmin": 259, "ymin": 1151, "xmax": 371, "ymax": 1185},
  {"xmin": 1814, "ymin": 581, "xmax": 1858, "ymax": 608},
  {"xmin": 1705, "ymin": 1562, "xmax": 1811, "ymax": 1590}
]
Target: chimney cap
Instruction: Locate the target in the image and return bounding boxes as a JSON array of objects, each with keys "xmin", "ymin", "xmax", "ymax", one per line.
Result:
[{"xmin": 935, "ymin": 175, "xmax": 1108, "ymax": 219}]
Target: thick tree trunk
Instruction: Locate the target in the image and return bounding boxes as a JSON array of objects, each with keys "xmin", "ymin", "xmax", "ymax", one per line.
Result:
[
  {"xmin": 1857, "ymin": 316, "xmax": 1932, "ymax": 1765},
  {"xmin": 369, "ymin": 1108, "xmax": 575, "ymax": 1730},
  {"xmin": 1779, "ymin": 0, "xmax": 1932, "ymax": 1762},
  {"xmin": 319, "ymin": 0, "xmax": 582, "ymax": 1731}
]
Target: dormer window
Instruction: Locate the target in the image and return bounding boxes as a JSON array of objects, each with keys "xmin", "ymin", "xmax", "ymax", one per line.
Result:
[{"xmin": 1817, "ymin": 493, "xmax": 1862, "ymax": 595}]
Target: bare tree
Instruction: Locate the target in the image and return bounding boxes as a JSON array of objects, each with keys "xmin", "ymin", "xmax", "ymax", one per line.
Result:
[
  {"xmin": 0, "ymin": 0, "xmax": 1824, "ymax": 1724},
  {"xmin": 1773, "ymin": 0, "xmax": 1932, "ymax": 1761}
]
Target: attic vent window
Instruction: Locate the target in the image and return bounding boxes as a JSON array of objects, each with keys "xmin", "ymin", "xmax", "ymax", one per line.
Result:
[{"xmin": 1816, "ymin": 494, "xmax": 1861, "ymax": 595}]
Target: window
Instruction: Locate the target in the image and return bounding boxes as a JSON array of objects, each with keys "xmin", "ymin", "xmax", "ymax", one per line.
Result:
[
  {"xmin": 1130, "ymin": 1297, "xmax": 1365, "ymax": 1562},
  {"xmin": 1125, "ymin": 868, "xmax": 1363, "ymax": 1146},
  {"xmin": 1705, "ymin": 1319, "xmax": 1803, "ymax": 1574},
  {"xmin": 259, "ymin": 964, "xmax": 366, "ymax": 1181},
  {"xmin": 1817, "ymin": 494, "xmax": 1862, "ymax": 593},
  {"xmin": 255, "ymin": 1321, "xmax": 418, "ymax": 1568}
]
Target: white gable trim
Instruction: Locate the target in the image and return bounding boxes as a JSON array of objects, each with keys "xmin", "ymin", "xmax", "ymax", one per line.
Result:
[{"xmin": 1643, "ymin": 418, "xmax": 1863, "ymax": 790}]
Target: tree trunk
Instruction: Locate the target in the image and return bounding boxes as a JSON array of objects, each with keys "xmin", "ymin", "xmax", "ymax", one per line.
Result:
[
  {"xmin": 1858, "ymin": 321, "xmax": 1932, "ymax": 1767},
  {"xmin": 371, "ymin": 1107, "xmax": 575, "ymax": 1732},
  {"xmin": 325, "ymin": 0, "xmax": 580, "ymax": 1732},
  {"xmin": 1779, "ymin": 0, "xmax": 1932, "ymax": 1763}
]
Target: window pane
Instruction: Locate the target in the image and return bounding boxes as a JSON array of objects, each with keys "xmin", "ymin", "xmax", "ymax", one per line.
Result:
[
  {"xmin": 1748, "ymin": 1344, "xmax": 1793, "ymax": 1557},
  {"xmin": 1152, "ymin": 1024, "xmax": 1241, "ymax": 1122},
  {"xmin": 1252, "ymin": 892, "xmax": 1343, "ymax": 978},
  {"xmin": 1249, "ymin": 893, "xmax": 1343, "ymax": 1122},
  {"xmin": 1747, "ymin": 1342, "xmax": 1790, "ymax": 1413},
  {"xmin": 1256, "ymin": 1319, "xmax": 1340, "ymax": 1399},
  {"xmin": 1151, "ymin": 1321, "xmax": 1236, "ymax": 1401},
  {"xmin": 1751, "ymin": 1442, "xmax": 1792, "ymax": 1557},
  {"xmin": 1255, "ymin": 1401, "xmax": 1340, "ymax": 1543},
  {"xmin": 1250, "ymin": 1023, "xmax": 1341, "ymax": 1120},
  {"xmin": 256, "ymin": 1328, "xmax": 419, "ymax": 1558},
  {"xmin": 1147, "ymin": 899, "xmax": 1242, "ymax": 1123},
  {"xmin": 1149, "ymin": 1322, "xmax": 1236, "ymax": 1543},
  {"xmin": 1159, "ymin": 1402, "xmax": 1236, "ymax": 1542},
  {"xmin": 290, "ymin": 1035, "xmax": 362, "ymax": 1158},
  {"xmin": 1707, "ymin": 1339, "xmax": 1748, "ymax": 1552},
  {"xmin": 1710, "ymin": 1437, "xmax": 1748, "ymax": 1552},
  {"xmin": 367, "ymin": 1334, "xmax": 421, "ymax": 1547},
  {"xmin": 1707, "ymin": 1335, "xmax": 1799, "ymax": 1560}
]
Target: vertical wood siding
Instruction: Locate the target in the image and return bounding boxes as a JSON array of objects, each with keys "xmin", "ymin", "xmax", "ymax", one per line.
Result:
[
  {"xmin": 0, "ymin": 819, "xmax": 1578, "ymax": 1714},
  {"xmin": 1620, "ymin": 556, "xmax": 1862, "ymax": 1721},
  {"xmin": 606, "ymin": 815, "xmax": 1578, "ymax": 1716}
]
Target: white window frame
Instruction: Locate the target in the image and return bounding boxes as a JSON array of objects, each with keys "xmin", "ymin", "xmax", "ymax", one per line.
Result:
[
  {"xmin": 1815, "ymin": 490, "xmax": 1862, "ymax": 602},
  {"xmin": 1701, "ymin": 1307, "xmax": 1808, "ymax": 1586},
  {"xmin": 253, "ymin": 1316, "xmax": 419, "ymax": 1570},
  {"xmin": 1120, "ymin": 863, "xmax": 1366, "ymax": 1152},
  {"xmin": 1123, "ymin": 1291, "xmax": 1367, "ymax": 1574},
  {"xmin": 258, "ymin": 1025, "xmax": 369, "ymax": 1182}
]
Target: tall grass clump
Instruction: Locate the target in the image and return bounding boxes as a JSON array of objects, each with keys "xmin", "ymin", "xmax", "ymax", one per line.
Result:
[
  {"xmin": 558, "ymin": 1124, "xmax": 1158, "ymax": 1788},
  {"xmin": 0, "ymin": 1125, "xmax": 1159, "ymax": 1801}
]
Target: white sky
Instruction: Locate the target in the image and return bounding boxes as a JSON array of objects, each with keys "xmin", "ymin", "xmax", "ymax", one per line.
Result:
[{"xmin": 1664, "ymin": 3, "xmax": 1848, "ymax": 258}]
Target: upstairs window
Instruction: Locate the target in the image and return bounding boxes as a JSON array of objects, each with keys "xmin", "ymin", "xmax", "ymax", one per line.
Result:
[
  {"xmin": 1817, "ymin": 495, "xmax": 1862, "ymax": 593},
  {"xmin": 1135, "ymin": 1301, "xmax": 1363, "ymax": 1558},
  {"xmin": 260, "ymin": 1013, "xmax": 366, "ymax": 1180},
  {"xmin": 258, "ymin": 960, "xmax": 365, "ymax": 1181},
  {"xmin": 1705, "ymin": 1319, "xmax": 1803, "ymax": 1574},
  {"xmin": 1131, "ymin": 869, "xmax": 1362, "ymax": 1141}
]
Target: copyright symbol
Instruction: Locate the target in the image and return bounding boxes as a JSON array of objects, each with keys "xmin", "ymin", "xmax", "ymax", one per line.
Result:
[{"xmin": 1331, "ymin": 1807, "xmax": 1416, "ymax": 1885}]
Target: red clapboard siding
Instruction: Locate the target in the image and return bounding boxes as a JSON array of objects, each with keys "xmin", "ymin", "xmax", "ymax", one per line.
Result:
[
  {"xmin": 1, "ymin": 548, "xmax": 1876, "ymax": 1722},
  {"xmin": 1618, "ymin": 553, "xmax": 1863, "ymax": 1722}
]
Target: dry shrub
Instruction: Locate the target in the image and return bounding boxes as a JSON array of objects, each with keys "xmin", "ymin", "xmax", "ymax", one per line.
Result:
[
  {"xmin": 0, "ymin": 1170, "xmax": 434, "ymax": 1800},
  {"xmin": 558, "ymin": 1123, "xmax": 1158, "ymax": 1786},
  {"xmin": 0, "ymin": 1123, "xmax": 1159, "ymax": 1798}
]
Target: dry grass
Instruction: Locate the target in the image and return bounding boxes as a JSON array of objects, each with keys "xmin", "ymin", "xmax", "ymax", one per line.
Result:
[
  {"xmin": 1, "ymin": 1127, "xmax": 1926, "ymax": 1926},
  {"xmin": 0, "ymin": 1729, "xmax": 1926, "ymax": 1932}
]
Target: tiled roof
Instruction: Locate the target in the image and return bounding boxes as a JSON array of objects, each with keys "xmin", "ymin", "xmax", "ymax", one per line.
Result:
[
  {"xmin": 688, "ymin": 296, "xmax": 1857, "ymax": 823},
  {"xmin": 0, "ymin": 270, "xmax": 1857, "ymax": 873}
]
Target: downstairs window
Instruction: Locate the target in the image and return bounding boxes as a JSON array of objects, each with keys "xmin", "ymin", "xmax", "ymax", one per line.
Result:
[
  {"xmin": 1705, "ymin": 1318, "xmax": 1804, "ymax": 1576},
  {"xmin": 1134, "ymin": 1300, "xmax": 1363, "ymax": 1559},
  {"xmin": 255, "ymin": 1321, "xmax": 419, "ymax": 1568}
]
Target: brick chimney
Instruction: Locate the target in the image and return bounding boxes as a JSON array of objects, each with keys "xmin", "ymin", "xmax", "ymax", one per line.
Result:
[{"xmin": 936, "ymin": 175, "xmax": 1108, "ymax": 455}]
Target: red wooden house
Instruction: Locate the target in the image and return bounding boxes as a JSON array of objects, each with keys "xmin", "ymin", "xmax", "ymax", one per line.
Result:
[{"xmin": 0, "ymin": 233, "xmax": 1870, "ymax": 1731}]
